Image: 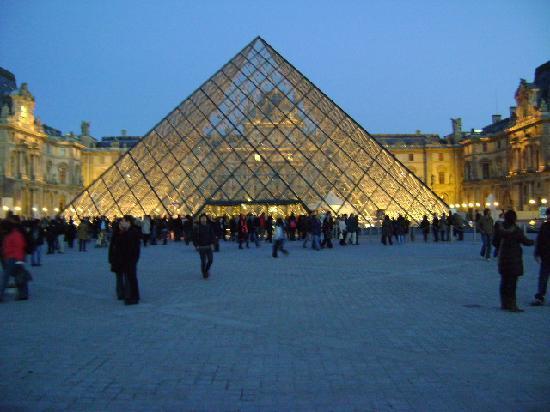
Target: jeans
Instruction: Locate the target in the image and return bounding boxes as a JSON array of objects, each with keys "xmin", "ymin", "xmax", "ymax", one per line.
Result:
[
  {"xmin": 303, "ymin": 233, "xmax": 312, "ymax": 248},
  {"xmin": 31, "ymin": 245, "xmax": 42, "ymax": 265},
  {"xmin": 272, "ymin": 239, "xmax": 288, "ymax": 257},
  {"xmin": 249, "ymin": 231, "xmax": 259, "ymax": 247},
  {"xmin": 480, "ymin": 234, "xmax": 491, "ymax": 259},
  {"xmin": 198, "ymin": 246, "xmax": 213, "ymax": 276},
  {"xmin": 0, "ymin": 259, "xmax": 28, "ymax": 301},
  {"xmin": 79, "ymin": 239, "xmax": 87, "ymax": 251},
  {"xmin": 535, "ymin": 259, "xmax": 550, "ymax": 301},
  {"xmin": 312, "ymin": 234, "xmax": 321, "ymax": 250},
  {"xmin": 57, "ymin": 235, "xmax": 65, "ymax": 253}
]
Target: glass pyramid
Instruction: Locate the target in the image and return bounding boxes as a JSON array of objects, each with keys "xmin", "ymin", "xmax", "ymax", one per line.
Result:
[{"xmin": 64, "ymin": 37, "xmax": 448, "ymax": 224}]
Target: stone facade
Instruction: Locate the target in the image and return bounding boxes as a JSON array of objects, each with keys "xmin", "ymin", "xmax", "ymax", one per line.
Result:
[
  {"xmin": 1, "ymin": 61, "xmax": 548, "ymax": 218},
  {"xmin": 460, "ymin": 61, "xmax": 550, "ymax": 215}
]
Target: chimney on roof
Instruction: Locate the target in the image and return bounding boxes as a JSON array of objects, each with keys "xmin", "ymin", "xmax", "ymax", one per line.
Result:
[
  {"xmin": 492, "ymin": 114, "xmax": 502, "ymax": 124},
  {"xmin": 121, "ymin": 129, "xmax": 127, "ymax": 137},
  {"xmin": 509, "ymin": 106, "xmax": 516, "ymax": 119},
  {"xmin": 451, "ymin": 118, "xmax": 462, "ymax": 140}
]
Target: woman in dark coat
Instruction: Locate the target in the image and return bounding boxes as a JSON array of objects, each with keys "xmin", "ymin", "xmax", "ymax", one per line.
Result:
[
  {"xmin": 193, "ymin": 214, "xmax": 216, "ymax": 279},
  {"xmin": 108, "ymin": 215, "xmax": 141, "ymax": 305},
  {"xmin": 492, "ymin": 210, "xmax": 534, "ymax": 312}
]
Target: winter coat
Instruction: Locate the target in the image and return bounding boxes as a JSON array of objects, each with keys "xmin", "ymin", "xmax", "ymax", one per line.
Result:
[
  {"xmin": 141, "ymin": 219, "xmax": 151, "ymax": 235},
  {"xmin": 311, "ymin": 217, "xmax": 322, "ymax": 236},
  {"xmin": 478, "ymin": 215, "xmax": 494, "ymax": 235},
  {"xmin": 419, "ymin": 218, "xmax": 430, "ymax": 234},
  {"xmin": 77, "ymin": 221, "xmax": 91, "ymax": 240},
  {"xmin": 193, "ymin": 223, "xmax": 216, "ymax": 247},
  {"xmin": 2, "ymin": 229, "xmax": 26, "ymax": 261},
  {"xmin": 381, "ymin": 218, "xmax": 393, "ymax": 236},
  {"xmin": 493, "ymin": 223, "xmax": 534, "ymax": 276},
  {"xmin": 535, "ymin": 221, "xmax": 550, "ymax": 262},
  {"xmin": 109, "ymin": 226, "xmax": 141, "ymax": 273}
]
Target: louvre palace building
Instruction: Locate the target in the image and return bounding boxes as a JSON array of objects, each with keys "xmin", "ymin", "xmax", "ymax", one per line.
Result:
[{"xmin": 0, "ymin": 38, "xmax": 548, "ymax": 224}]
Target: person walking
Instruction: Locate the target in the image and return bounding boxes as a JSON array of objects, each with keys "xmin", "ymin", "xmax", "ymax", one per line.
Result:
[
  {"xmin": 110, "ymin": 215, "xmax": 141, "ymax": 305},
  {"xmin": 302, "ymin": 212, "xmax": 313, "ymax": 248},
  {"xmin": 141, "ymin": 215, "xmax": 151, "ymax": 247},
  {"xmin": 479, "ymin": 209, "xmax": 494, "ymax": 260},
  {"xmin": 193, "ymin": 214, "xmax": 216, "ymax": 279},
  {"xmin": 431, "ymin": 214, "xmax": 439, "ymax": 242},
  {"xmin": 30, "ymin": 219, "xmax": 44, "ymax": 266},
  {"xmin": 108, "ymin": 221, "xmax": 125, "ymax": 300},
  {"xmin": 492, "ymin": 210, "xmax": 534, "ymax": 312},
  {"xmin": 311, "ymin": 212, "xmax": 321, "ymax": 250},
  {"xmin": 77, "ymin": 218, "xmax": 91, "ymax": 251},
  {"xmin": 272, "ymin": 218, "xmax": 289, "ymax": 258},
  {"xmin": 530, "ymin": 207, "xmax": 550, "ymax": 306}
]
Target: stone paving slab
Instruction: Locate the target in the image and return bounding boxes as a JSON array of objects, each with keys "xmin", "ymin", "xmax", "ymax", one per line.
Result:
[{"xmin": 1, "ymin": 235, "xmax": 549, "ymax": 411}]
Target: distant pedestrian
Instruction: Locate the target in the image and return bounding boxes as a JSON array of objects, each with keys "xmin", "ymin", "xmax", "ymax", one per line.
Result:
[
  {"xmin": 381, "ymin": 215, "xmax": 393, "ymax": 245},
  {"xmin": 77, "ymin": 218, "xmax": 91, "ymax": 251},
  {"xmin": 272, "ymin": 218, "xmax": 289, "ymax": 258},
  {"xmin": 530, "ymin": 208, "xmax": 550, "ymax": 306},
  {"xmin": 479, "ymin": 209, "xmax": 494, "ymax": 260},
  {"xmin": 320, "ymin": 211, "xmax": 334, "ymax": 249},
  {"xmin": 420, "ymin": 215, "xmax": 430, "ymax": 242},
  {"xmin": 431, "ymin": 214, "xmax": 439, "ymax": 242},
  {"xmin": 110, "ymin": 215, "xmax": 141, "ymax": 305},
  {"xmin": 193, "ymin": 214, "xmax": 216, "ymax": 279},
  {"xmin": 0, "ymin": 219, "xmax": 29, "ymax": 302},
  {"xmin": 492, "ymin": 210, "xmax": 534, "ymax": 312}
]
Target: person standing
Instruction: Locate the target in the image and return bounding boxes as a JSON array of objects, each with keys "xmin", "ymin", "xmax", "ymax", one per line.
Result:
[
  {"xmin": 302, "ymin": 212, "xmax": 313, "ymax": 248},
  {"xmin": 66, "ymin": 218, "xmax": 77, "ymax": 248},
  {"xmin": 320, "ymin": 211, "xmax": 334, "ymax": 249},
  {"xmin": 381, "ymin": 215, "xmax": 393, "ymax": 245},
  {"xmin": 479, "ymin": 209, "xmax": 494, "ymax": 260},
  {"xmin": 30, "ymin": 219, "xmax": 44, "ymax": 266},
  {"xmin": 141, "ymin": 215, "xmax": 151, "ymax": 247},
  {"xmin": 110, "ymin": 215, "xmax": 141, "ymax": 305},
  {"xmin": 237, "ymin": 213, "xmax": 249, "ymax": 249},
  {"xmin": 0, "ymin": 220, "xmax": 28, "ymax": 301},
  {"xmin": 193, "ymin": 214, "xmax": 216, "ymax": 279},
  {"xmin": 420, "ymin": 215, "xmax": 430, "ymax": 242},
  {"xmin": 265, "ymin": 214, "xmax": 273, "ymax": 243},
  {"xmin": 272, "ymin": 218, "xmax": 289, "ymax": 258},
  {"xmin": 493, "ymin": 210, "xmax": 534, "ymax": 312},
  {"xmin": 431, "ymin": 214, "xmax": 439, "ymax": 242},
  {"xmin": 78, "ymin": 218, "xmax": 91, "ymax": 251},
  {"xmin": 108, "ymin": 221, "xmax": 125, "ymax": 300},
  {"xmin": 311, "ymin": 212, "xmax": 321, "ymax": 250},
  {"xmin": 531, "ymin": 208, "xmax": 550, "ymax": 306}
]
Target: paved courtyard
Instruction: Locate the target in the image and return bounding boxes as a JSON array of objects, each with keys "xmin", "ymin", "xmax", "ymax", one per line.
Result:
[{"xmin": 1, "ymin": 234, "xmax": 549, "ymax": 411}]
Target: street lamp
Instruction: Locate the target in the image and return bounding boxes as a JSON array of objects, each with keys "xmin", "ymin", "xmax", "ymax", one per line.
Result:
[
  {"xmin": 529, "ymin": 199, "xmax": 536, "ymax": 205},
  {"xmin": 541, "ymin": 198, "xmax": 548, "ymax": 205}
]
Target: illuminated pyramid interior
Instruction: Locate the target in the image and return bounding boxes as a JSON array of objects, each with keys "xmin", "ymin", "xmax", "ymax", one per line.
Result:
[{"xmin": 64, "ymin": 37, "xmax": 448, "ymax": 224}]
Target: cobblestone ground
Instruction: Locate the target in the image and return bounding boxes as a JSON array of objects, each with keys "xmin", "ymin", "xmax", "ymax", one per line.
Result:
[{"xmin": 1, "ymin": 234, "xmax": 549, "ymax": 411}]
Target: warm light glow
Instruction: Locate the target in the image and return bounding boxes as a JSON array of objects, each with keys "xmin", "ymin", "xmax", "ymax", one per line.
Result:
[
  {"xmin": 461, "ymin": 203, "xmax": 467, "ymax": 208},
  {"xmin": 485, "ymin": 202, "xmax": 491, "ymax": 207},
  {"xmin": 529, "ymin": 199, "xmax": 536, "ymax": 204},
  {"xmin": 541, "ymin": 198, "xmax": 548, "ymax": 204},
  {"xmin": 468, "ymin": 203, "xmax": 474, "ymax": 208},
  {"xmin": 247, "ymin": 197, "xmax": 252, "ymax": 202},
  {"xmin": 493, "ymin": 202, "xmax": 499, "ymax": 207},
  {"xmin": 254, "ymin": 154, "xmax": 261, "ymax": 162},
  {"xmin": 54, "ymin": 208, "xmax": 59, "ymax": 212},
  {"xmin": 2, "ymin": 205, "xmax": 9, "ymax": 211},
  {"xmin": 475, "ymin": 202, "xmax": 481, "ymax": 207},
  {"xmin": 449, "ymin": 204, "xmax": 455, "ymax": 208},
  {"xmin": 14, "ymin": 206, "xmax": 21, "ymax": 211},
  {"xmin": 529, "ymin": 220, "xmax": 536, "ymax": 226},
  {"xmin": 32, "ymin": 207, "xmax": 38, "ymax": 212},
  {"xmin": 42, "ymin": 207, "xmax": 48, "ymax": 212}
]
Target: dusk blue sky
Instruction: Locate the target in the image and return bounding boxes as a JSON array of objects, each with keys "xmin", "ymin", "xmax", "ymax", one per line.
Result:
[{"xmin": 1, "ymin": 0, "xmax": 549, "ymax": 138}]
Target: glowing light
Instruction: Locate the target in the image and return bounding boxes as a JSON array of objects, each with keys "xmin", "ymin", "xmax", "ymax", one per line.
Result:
[
  {"xmin": 529, "ymin": 199, "xmax": 536, "ymax": 204},
  {"xmin": 475, "ymin": 202, "xmax": 481, "ymax": 207},
  {"xmin": 493, "ymin": 202, "xmax": 499, "ymax": 207},
  {"xmin": 461, "ymin": 203, "xmax": 467, "ymax": 208},
  {"xmin": 485, "ymin": 202, "xmax": 491, "ymax": 207},
  {"xmin": 247, "ymin": 197, "xmax": 252, "ymax": 202},
  {"xmin": 468, "ymin": 203, "xmax": 474, "ymax": 208},
  {"xmin": 42, "ymin": 207, "xmax": 48, "ymax": 212},
  {"xmin": 2, "ymin": 205, "xmax": 9, "ymax": 211},
  {"xmin": 254, "ymin": 154, "xmax": 261, "ymax": 162},
  {"xmin": 541, "ymin": 198, "xmax": 548, "ymax": 204},
  {"xmin": 529, "ymin": 220, "xmax": 536, "ymax": 226},
  {"xmin": 449, "ymin": 204, "xmax": 455, "ymax": 208},
  {"xmin": 32, "ymin": 207, "xmax": 38, "ymax": 212},
  {"xmin": 54, "ymin": 208, "xmax": 59, "ymax": 212},
  {"xmin": 14, "ymin": 206, "xmax": 21, "ymax": 211}
]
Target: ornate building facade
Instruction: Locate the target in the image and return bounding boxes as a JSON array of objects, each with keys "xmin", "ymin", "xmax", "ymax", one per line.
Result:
[{"xmin": 1, "ymin": 60, "xmax": 548, "ymax": 219}]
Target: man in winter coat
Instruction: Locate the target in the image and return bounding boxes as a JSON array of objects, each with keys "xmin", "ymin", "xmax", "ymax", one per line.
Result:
[
  {"xmin": 531, "ymin": 208, "xmax": 550, "ymax": 306},
  {"xmin": 109, "ymin": 215, "xmax": 141, "ymax": 305},
  {"xmin": 479, "ymin": 209, "xmax": 494, "ymax": 260},
  {"xmin": 492, "ymin": 210, "xmax": 534, "ymax": 312},
  {"xmin": 193, "ymin": 214, "xmax": 216, "ymax": 279}
]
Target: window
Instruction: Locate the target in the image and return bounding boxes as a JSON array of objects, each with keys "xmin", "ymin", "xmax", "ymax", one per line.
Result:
[
  {"xmin": 482, "ymin": 163, "xmax": 490, "ymax": 179},
  {"xmin": 59, "ymin": 166, "xmax": 67, "ymax": 184},
  {"xmin": 438, "ymin": 153, "xmax": 444, "ymax": 161},
  {"xmin": 408, "ymin": 153, "xmax": 414, "ymax": 161},
  {"xmin": 20, "ymin": 105, "xmax": 28, "ymax": 119},
  {"xmin": 438, "ymin": 172, "xmax": 445, "ymax": 184}
]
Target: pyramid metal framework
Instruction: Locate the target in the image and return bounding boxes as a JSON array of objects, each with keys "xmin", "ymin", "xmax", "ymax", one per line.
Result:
[{"xmin": 64, "ymin": 37, "xmax": 448, "ymax": 224}]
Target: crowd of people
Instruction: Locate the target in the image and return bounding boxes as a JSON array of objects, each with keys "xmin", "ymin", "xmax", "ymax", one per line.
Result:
[{"xmin": 0, "ymin": 208, "xmax": 548, "ymax": 313}]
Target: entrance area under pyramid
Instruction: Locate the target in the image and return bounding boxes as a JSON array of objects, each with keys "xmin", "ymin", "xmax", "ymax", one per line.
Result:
[{"xmin": 63, "ymin": 37, "xmax": 448, "ymax": 224}]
